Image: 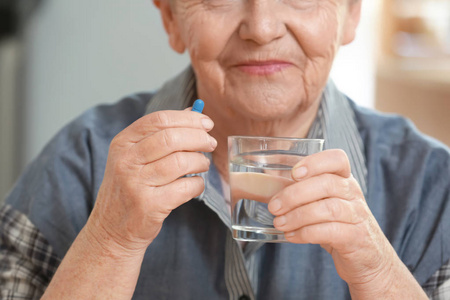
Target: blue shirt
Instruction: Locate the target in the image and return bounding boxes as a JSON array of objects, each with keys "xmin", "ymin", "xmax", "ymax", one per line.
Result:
[{"xmin": 1, "ymin": 67, "xmax": 449, "ymax": 299}]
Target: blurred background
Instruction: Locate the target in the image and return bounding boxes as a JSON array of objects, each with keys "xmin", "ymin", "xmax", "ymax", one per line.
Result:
[{"xmin": 0, "ymin": 0, "xmax": 449, "ymax": 202}]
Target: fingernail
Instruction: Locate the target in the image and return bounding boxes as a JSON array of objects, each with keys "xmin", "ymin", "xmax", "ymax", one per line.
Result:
[
  {"xmin": 209, "ymin": 136, "xmax": 217, "ymax": 148},
  {"xmin": 293, "ymin": 166, "xmax": 307, "ymax": 179},
  {"xmin": 269, "ymin": 198, "xmax": 282, "ymax": 213},
  {"xmin": 275, "ymin": 216, "xmax": 286, "ymax": 227},
  {"xmin": 201, "ymin": 119, "xmax": 214, "ymax": 130}
]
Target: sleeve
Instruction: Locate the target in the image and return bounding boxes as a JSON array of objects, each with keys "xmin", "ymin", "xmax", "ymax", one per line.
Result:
[
  {"xmin": 0, "ymin": 95, "xmax": 149, "ymax": 299},
  {"xmin": 423, "ymin": 259, "xmax": 450, "ymax": 299},
  {"xmin": 392, "ymin": 143, "xmax": 450, "ymax": 285},
  {"xmin": 0, "ymin": 205, "xmax": 60, "ymax": 299}
]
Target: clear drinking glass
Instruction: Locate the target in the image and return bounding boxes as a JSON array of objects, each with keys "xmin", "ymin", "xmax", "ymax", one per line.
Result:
[{"xmin": 228, "ymin": 136, "xmax": 324, "ymax": 242}]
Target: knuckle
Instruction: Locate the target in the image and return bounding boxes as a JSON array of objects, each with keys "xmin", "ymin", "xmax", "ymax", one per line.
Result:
[
  {"xmin": 151, "ymin": 200, "xmax": 172, "ymax": 218},
  {"xmin": 110, "ymin": 135, "xmax": 126, "ymax": 152},
  {"xmin": 196, "ymin": 154, "xmax": 210, "ymax": 172},
  {"xmin": 112, "ymin": 159, "xmax": 133, "ymax": 176},
  {"xmin": 203, "ymin": 155, "xmax": 211, "ymax": 167},
  {"xmin": 177, "ymin": 179, "xmax": 193, "ymax": 196},
  {"xmin": 298, "ymin": 227, "xmax": 311, "ymax": 243},
  {"xmin": 324, "ymin": 199, "xmax": 342, "ymax": 221},
  {"xmin": 194, "ymin": 176, "xmax": 205, "ymax": 192},
  {"xmin": 293, "ymin": 207, "xmax": 302, "ymax": 223},
  {"xmin": 341, "ymin": 179, "xmax": 352, "ymax": 198},
  {"xmin": 130, "ymin": 144, "xmax": 146, "ymax": 165},
  {"xmin": 153, "ymin": 111, "xmax": 171, "ymax": 127},
  {"xmin": 110, "ymin": 135, "xmax": 120, "ymax": 148},
  {"xmin": 333, "ymin": 149, "xmax": 349, "ymax": 164},
  {"xmin": 146, "ymin": 177, "xmax": 160, "ymax": 188},
  {"xmin": 323, "ymin": 175, "xmax": 340, "ymax": 196},
  {"xmin": 202, "ymin": 131, "xmax": 211, "ymax": 146},
  {"xmin": 176, "ymin": 177, "xmax": 204, "ymax": 198},
  {"xmin": 325, "ymin": 176, "xmax": 352, "ymax": 199},
  {"xmin": 334, "ymin": 149, "xmax": 351, "ymax": 176},
  {"xmin": 285, "ymin": 232, "xmax": 299, "ymax": 244},
  {"xmin": 350, "ymin": 204, "xmax": 364, "ymax": 224},
  {"xmin": 161, "ymin": 129, "xmax": 176, "ymax": 150},
  {"xmin": 173, "ymin": 152, "xmax": 188, "ymax": 173},
  {"xmin": 353, "ymin": 198, "xmax": 370, "ymax": 220},
  {"xmin": 188, "ymin": 176, "xmax": 205, "ymax": 198},
  {"xmin": 348, "ymin": 175, "xmax": 362, "ymax": 197},
  {"xmin": 146, "ymin": 164, "xmax": 164, "ymax": 186}
]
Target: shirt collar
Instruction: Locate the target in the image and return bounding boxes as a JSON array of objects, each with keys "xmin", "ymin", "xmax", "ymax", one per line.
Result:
[
  {"xmin": 310, "ymin": 80, "xmax": 368, "ymax": 196},
  {"xmin": 145, "ymin": 66, "xmax": 368, "ymax": 228},
  {"xmin": 145, "ymin": 66, "xmax": 197, "ymax": 114}
]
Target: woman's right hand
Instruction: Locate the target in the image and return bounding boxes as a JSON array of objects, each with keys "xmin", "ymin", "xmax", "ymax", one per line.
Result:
[{"xmin": 86, "ymin": 109, "xmax": 216, "ymax": 256}]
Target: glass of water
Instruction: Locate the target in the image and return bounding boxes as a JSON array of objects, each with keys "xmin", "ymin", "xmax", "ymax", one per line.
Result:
[{"xmin": 228, "ymin": 136, "xmax": 324, "ymax": 242}]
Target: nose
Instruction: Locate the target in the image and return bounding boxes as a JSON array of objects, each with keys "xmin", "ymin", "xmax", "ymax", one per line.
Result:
[{"xmin": 238, "ymin": 0, "xmax": 287, "ymax": 45}]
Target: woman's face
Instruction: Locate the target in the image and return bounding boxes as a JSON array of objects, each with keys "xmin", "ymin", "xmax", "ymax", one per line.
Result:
[{"xmin": 157, "ymin": 0, "xmax": 361, "ymax": 121}]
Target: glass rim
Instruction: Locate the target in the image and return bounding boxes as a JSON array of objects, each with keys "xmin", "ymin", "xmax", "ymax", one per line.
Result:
[{"xmin": 228, "ymin": 135, "xmax": 324, "ymax": 143}]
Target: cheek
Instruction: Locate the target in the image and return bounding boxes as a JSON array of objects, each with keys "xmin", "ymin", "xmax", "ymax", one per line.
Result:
[
  {"xmin": 179, "ymin": 11, "xmax": 239, "ymax": 63},
  {"xmin": 290, "ymin": 4, "xmax": 343, "ymax": 59},
  {"xmin": 288, "ymin": 6, "xmax": 344, "ymax": 92},
  {"xmin": 177, "ymin": 8, "xmax": 243, "ymax": 96}
]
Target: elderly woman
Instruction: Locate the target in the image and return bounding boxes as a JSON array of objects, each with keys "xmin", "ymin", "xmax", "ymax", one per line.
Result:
[{"xmin": 1, "ymin": 0, "xmax": 449, "ymax": 299}]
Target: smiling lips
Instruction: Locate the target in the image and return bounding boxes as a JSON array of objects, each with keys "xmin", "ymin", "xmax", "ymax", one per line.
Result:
[{"xmin": 236, "ymin": 60, "xmax": 293, "ymax": 75}]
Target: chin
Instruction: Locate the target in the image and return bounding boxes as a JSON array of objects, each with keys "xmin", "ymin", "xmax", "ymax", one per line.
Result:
[
  {"xmin": 232, "ymin": 98, "xmax": 302, "ymax": 121},
  {"xmin": 229, "ymin": 87, "xmax": 305, "ymax": 117}
]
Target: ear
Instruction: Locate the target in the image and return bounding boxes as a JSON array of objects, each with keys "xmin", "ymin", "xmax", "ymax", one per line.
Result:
[
  {"xmin": 153, "ymin": 0, "xmax": 186, "ymax": 53},
  {"xmin": 341, "ymin": 0, "xmax": 362, "ymax": 45}
]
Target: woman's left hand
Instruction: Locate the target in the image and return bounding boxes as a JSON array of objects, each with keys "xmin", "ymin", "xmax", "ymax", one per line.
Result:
[{"xmin": 268, "ymin": 149, "xmax": 426, "ymax": 299}]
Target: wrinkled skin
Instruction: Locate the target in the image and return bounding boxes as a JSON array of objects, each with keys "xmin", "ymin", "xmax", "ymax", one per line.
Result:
[
  {"xmin": 163, "ymin": 0, "xmax": 357, "ymax": 121},
  {"xmin": 41, "ymin": 0, "xmax": 428, "ymax": 299},
  {"xmin": 156, "ymin": 0, "xmax": 362, "ymax": 174},
  {"xmin": 155, "ymin": 0, "xmax": 426, "ymax": 298}
]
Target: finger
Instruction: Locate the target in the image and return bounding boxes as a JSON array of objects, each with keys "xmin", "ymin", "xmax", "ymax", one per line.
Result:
[
  {"xmin": 269, "ymin": 174, "xmax": 362, "ymax": 216},
  {"xmin": 131, "ymin": 128, "xmax": 217, "ymax": 164},
  {"xmin": 149, "ymin": 176, "xmax": 205, "ymax": 218},
  {"xmin": 291, "ymin": 149, "xmax": 351, "ymax": 181},
  {"xmin": 273, "ymin": 197, "xmax": 367, "ymax": 232},
  {"xmin": 284, "ymin": 222, "xmax": 358, "ymax": 248},
  {"xmin": 141, "ymin": 152, "xmax": 210, "ymax": 186},
  {"xmin": 116, "ymin": 110, "xmax": 215, "ymax": 143}
]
